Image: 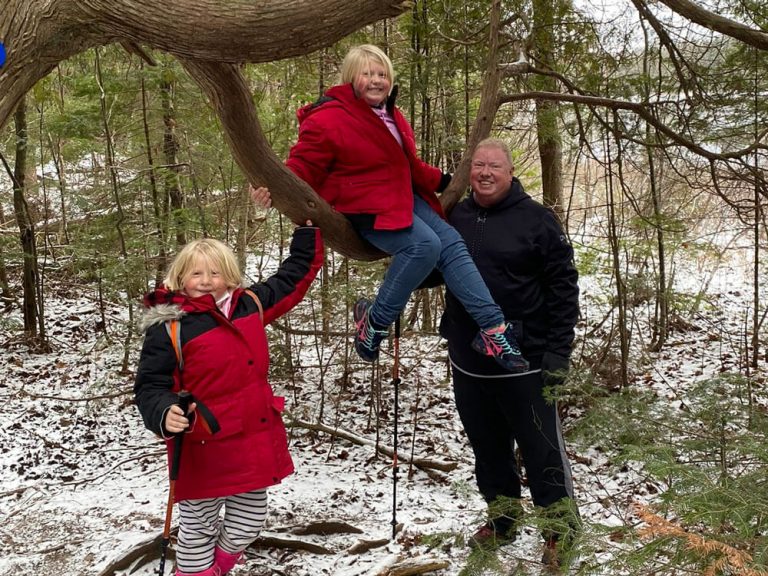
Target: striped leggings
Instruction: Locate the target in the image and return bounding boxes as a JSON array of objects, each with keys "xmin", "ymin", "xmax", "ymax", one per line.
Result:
[{"xmin": 175, "ymin": 488, "xmax": 268, "ymax": 573}]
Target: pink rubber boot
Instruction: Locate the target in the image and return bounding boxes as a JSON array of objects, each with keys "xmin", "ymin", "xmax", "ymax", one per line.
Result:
[
  {"xmin": 213, "ymin": 546, "xmax": 243, "ymax": 574},
  {"xmin": 175, "ymin": 565, "xmax": 221, "ymax": 576}
]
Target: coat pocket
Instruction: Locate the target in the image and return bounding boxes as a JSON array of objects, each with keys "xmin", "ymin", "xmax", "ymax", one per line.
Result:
[{"xmin": 186, "ymin": 403, "xmax": 243, "ymax": 442}]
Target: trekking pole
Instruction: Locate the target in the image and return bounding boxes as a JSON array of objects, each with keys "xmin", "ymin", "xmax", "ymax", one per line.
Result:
[
  {"xmin": 158, "ymin": 390, "xmax": 191, "ymax": 576},
  {"xmin": 391, "ymin": 315, "xmax": 401, "ymax": 540}
]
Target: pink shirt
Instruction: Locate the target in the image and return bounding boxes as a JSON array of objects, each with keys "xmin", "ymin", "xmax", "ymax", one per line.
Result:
[
  {"xmin": 371, "ymin": 105, "xmax": 403, "ymax": 147},
  {"xmin": 216, "ymin": 291, "xmax": 233, "ymax": 317}
]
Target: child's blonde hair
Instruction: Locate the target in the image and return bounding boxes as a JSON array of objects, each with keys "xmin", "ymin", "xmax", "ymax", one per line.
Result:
[
  {"xmin": 340, "ymin": 44, "xmax": 395, "ymax": 92},
  {"xmin": 163, "ymin": 238, "xmax": 243, "ymax": 292}
]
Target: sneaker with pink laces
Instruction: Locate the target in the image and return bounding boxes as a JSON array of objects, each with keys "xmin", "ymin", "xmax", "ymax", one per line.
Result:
[
  {"xmin": 353, "ymin": 298, "xmax": 388, "ymax": 362},
  {"xmin": 471, "ymin": 323, "xmax": 529, "ymax": 373}
]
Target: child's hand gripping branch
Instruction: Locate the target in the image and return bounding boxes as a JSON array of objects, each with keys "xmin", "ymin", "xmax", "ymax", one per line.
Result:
[
  {"xmin": 248, "ymin": 184, "xmax": 313, "ymax": 227},
  {"xmin": 249, "ymin": 184, "xmax": 272, "ymax": 211}
]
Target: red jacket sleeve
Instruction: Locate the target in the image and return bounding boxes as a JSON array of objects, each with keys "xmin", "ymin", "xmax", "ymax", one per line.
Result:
[{"xmin": 286, "ymin": 116, "xmax": 335, "ymax": 192}]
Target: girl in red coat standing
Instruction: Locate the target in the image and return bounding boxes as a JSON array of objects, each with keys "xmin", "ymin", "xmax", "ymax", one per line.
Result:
[
  {"xmin": 287, "ymin": 44, "xmax": 528, "ymax": 373},
  {"xmin": 134, "ymin": 187, "xmax": 323, "ymax": 576}
]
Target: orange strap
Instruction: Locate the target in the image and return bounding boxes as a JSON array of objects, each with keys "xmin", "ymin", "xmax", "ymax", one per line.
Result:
[
  {"xmin": 168, "ymin": 318, "xmax": 183, "ymax": 370},
  {"xmin": 244, "ymin": 288, "xmax": 263, "ymax": 321}
]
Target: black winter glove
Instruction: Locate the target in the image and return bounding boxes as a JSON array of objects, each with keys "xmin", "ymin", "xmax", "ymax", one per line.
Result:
[
  {"xmin": 437, "ymin": 172, "xmax": 453, "ymax": 192},
  {"xmin": 541, "ymin": 351, "xmax": 570, "ymax": 387}
]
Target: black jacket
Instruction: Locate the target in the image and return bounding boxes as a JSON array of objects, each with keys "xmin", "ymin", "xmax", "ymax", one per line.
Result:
[{"xmin": 439, "ymin": 179, "xmax": 579, "ymax": 375}]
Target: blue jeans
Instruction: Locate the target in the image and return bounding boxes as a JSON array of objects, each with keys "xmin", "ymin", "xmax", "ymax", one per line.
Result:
[{"xmin": 358, "ymin": 195, "xmax": 504, "ymax": 330}]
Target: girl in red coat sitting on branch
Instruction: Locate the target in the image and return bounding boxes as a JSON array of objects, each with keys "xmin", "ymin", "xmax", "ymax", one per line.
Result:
[
  {"xmin": 286, "ymin": 44, "xmax": 528, "ymax": 373},
  {"xmin": 134, "ymin": 187, "xmax": 323, "ymax": 576}
]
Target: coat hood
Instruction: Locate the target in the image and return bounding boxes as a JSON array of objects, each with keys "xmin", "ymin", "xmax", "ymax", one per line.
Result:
[
  {"xmin": 138, "ymin": 303, "xmax": 186, "ymax": 333},
  {"xmin": 138, "ymin": 285, "xmax": 221, "ymax": 333},
  {"xmin": 296, "ymin": 83, "xmax": 400, "ymax": 124},
  {"xmin": 468, "ymin": 177, "xmax": 530, "ymax": 213}
]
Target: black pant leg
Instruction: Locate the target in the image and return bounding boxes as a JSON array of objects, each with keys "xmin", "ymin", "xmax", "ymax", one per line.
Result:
[
  {"xmin": 507, "ymin": 371, "xmax": 575, "ymax": 509},
  {"xmin": 452, "ymin": 369, "xmax": 521, "ymax": 503}
]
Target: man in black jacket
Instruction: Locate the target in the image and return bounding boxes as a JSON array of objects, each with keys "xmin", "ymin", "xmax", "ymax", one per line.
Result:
[{"xmin": 440, "ymin": 138, "xmax": 580, "ymax": 570}]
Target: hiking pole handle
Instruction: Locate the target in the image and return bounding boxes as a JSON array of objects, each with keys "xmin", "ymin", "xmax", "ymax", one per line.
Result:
[
  {"xmin": 176, "ymin": 390, "xmax": 192, "ymax": 417},
  {"xmin": 170, "ymin": 390, "xmax": 191, "ymax": 481}
]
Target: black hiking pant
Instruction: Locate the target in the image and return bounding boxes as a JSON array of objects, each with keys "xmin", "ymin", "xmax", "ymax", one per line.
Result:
[{"xmin": 452, "ymin": 367, "xmax": 577, "ymax": 531}]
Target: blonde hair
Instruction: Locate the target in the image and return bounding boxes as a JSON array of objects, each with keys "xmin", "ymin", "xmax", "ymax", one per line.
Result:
[
  {"xmin": 340, "ymin": 44, "xmax": 395, "ymax": 91},
  {"xmin": 474, "ymin": 137, "xmax": 514, "ymax": 168},
  {"xmin": 163, "ymin": 238, "xmax": 243, "ymax": 292}
]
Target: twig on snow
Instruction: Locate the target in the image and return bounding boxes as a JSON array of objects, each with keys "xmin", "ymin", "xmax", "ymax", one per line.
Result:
[{"xmin": 286, "ymin": 414, "xmax": 457, "ymax": 473}]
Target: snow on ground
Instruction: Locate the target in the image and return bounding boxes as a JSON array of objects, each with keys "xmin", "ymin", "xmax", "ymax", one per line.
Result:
[{"xmin": 1, "ymin": 235, "xmax": 765, "ymax": 576}]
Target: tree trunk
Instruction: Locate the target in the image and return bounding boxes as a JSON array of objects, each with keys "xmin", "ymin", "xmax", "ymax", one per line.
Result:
[
  {"xmin": 47, "ymin": 132, "xmax": 72, "ymax": 246},
  {"xmin": 139, "ymin": 63, "xmax": 167, "ymax": 286},
  {"xmin": 11, "ymin": 97, "xmax": 42, "ymax": 340},
  {"xmin": 605, "ymin": 120, "xmax": 630, "ymax": 390},
  {"xmin": 532, "ymin": 0, "xmax": 564, "ymax": 215},
  {"xmin": 439, "ymin": 0, "xmax": 505, "ymax": 214},
  {"xmin": 0, "ymin": 201, "xmax": 13, "ymax": 310},
  {"xmin": 536, "ymin": 98, "xmax": 564, "ymax": 214},
  {"xmin": 160, "ymin": 74, "xmax": 187, "ymax": 247},
  {"xmin": 647, "ymin": 133, "xmax": 668, "ymax": 352}
]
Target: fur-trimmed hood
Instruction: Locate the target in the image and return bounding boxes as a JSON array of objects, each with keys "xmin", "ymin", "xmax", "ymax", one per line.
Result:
[
  {"xmin": 138, "ymin": 303, "xmax": 186, "ymax": 333},
  {"xmin": 138, "ymin": 285, "xmax": 220, "ymax": 333}
]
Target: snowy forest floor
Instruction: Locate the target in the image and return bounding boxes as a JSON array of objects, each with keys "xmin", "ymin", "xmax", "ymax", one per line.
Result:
[{"xmin": 1, "ymin": 240, "xmax": 766, "ymax": 576}]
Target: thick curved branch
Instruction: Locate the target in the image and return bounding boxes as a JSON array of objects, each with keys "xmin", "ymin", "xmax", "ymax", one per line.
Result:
[
  {"xmin": 653, "ymin": 0, "xmax": 768, "ymax": 51},
  {"xmin": 86, "ymin": 0, "xmax": 413, "ymax": 62},
  {"xmin": 1, "ymin": 0, "xmax": 412, "ymax": 132},
  {"xmin": 179, "ymin": 59, "xmax": 382, "ymax": 260}
]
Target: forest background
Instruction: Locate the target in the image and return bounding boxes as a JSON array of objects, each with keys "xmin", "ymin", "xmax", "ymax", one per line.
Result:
[{"xmin": 1, "ymin": 0, "xmax": 768, "ymax": 574}]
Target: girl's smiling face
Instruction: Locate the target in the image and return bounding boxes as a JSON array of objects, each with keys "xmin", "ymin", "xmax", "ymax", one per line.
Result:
[
  {"xmin": 182, "ymin": 255, "xmax": 229, "ymax": 300},
  {"xmin": 353, "ymin": 59, "xmax": 391, "ymax": 107}
]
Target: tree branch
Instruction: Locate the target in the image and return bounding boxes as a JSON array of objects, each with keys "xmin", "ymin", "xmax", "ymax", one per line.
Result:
[
  {"xmin": 497, "ymin": 90, "xmax": 767, "ymax": 163},
  {"xmin": 653, "ymin": 0, "xmax": 768, "ymax": 51},
  {"xmin": 286, "ymin": 414, "xmax": 458, "ymax": 473}
]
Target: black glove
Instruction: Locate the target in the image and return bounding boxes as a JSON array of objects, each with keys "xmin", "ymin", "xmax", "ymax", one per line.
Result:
[
  {"xmin": 437, "ymin": 172, "xmax": 452, "ymax": 192},
  {"xmin": 541, "ymin": 351, "xmax": 570, "ymax": 387}
]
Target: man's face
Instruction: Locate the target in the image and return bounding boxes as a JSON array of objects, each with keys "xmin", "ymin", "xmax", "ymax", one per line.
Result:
[{"xmin": 469, "ymin": 146, "xmax": 514, "ymax": 208}]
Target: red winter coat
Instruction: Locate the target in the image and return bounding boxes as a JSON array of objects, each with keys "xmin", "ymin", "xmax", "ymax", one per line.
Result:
[
  {"xmin": 286, "ymin": 83, "xmax": 445, "ymax": 230},
  {"xmin": 134, "ymin": 227, "xmax": 323, "ymax": 501}
]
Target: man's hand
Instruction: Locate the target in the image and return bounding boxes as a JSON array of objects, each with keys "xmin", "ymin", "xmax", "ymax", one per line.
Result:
[{"xmin": 541, "ymin": 352, "xmax": 570, "ymax": 387}]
